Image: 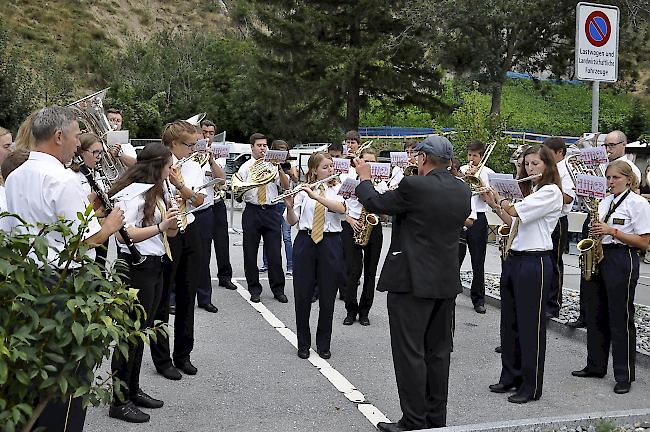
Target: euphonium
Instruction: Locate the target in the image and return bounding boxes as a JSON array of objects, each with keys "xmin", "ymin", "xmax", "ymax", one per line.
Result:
[
  {"xmin": 354, "ymin": 207, "xmax": 379, "ymax": 247},
  {"xmin": 231, "ymin": 158, "xmax": 278, "ymax": 202},
  {"xmin": 67, "ymin": 88, "xmax": 125, "ymax": 185},
  {"xmin": 403, "ymin": 163, "xmax": 418, "ymax": 176},
  {"xmin": 463, "ymin": 141, "xmax": 497, "ymax": 193},
  {"xmin": 565, "ymin": 153, "xmax": 605, "ymax": 281}
]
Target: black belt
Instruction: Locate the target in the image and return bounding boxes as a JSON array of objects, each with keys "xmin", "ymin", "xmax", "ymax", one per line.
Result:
[
  {"xmin": 248, "ymin": 203, "xmax": 276, "ymax": 210},
  {"xmin": 299, "ymin": 229, "xmax": 340, "ymax": 237},
  {"xmin": 118, "ymin": 252, "xmax": 165, "ymax": 263},
  {"xmin": 509, "ymin": 250, "xmax": 551, "ymax": 257},
  {"xmin": 602, "ymin": 243, "xmax": 639, "ymax": 254}
]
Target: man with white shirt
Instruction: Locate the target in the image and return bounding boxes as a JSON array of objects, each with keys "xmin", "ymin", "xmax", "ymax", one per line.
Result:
[
  {"xmin": 106, "ymin": 108, "xmax": 137, "ymax": 167},
  {"xmin": 600, "ymin": 130, "xmax": 641, "ymax": 184},
  {"xmin": 5, "ymin": 106, "xmax": 124, "ymax": 432},
  {"xmin": 460, "ymin": 140, "xmax": 495, "ymax": 314},
  {"xmin": 238, "ymin": 133, "xmax": 290, "ymax": 303},
  {"xmin": 543, "ymin": 137, "xmax": 577, "ymax": 318}
]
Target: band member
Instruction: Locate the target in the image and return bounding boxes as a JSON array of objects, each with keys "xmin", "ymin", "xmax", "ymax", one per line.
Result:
[
  {"xmin": 345, "ymin": 129, "xmax": 361, "ymax": 157},
  {"xmin": 389, "ymin": 140, "xmax": 417, "ymax": 189},
  {"xmin": 0, "ymin": 150, "xmax": 29, "ymax": 232},
  {"xmin": 284, "ymin": 152, "xmax": 345, "ymax": 359},
  {"xmin": 342, "ymin": 148, "xmax": 384, "ymax": 326},
  {"xmin": 355, "ymin": 136, "xmax": 470, "ymax": 431},
  {"xmin": 0, "ymin": 127, "xmax": 12, "ymax": 211},
  {"xmin": 450, "ymin": 158, "xmax": 476, "ymax": 265},
  {"xmin": 201, "ymin": 119, "xmax": 216, "ymax": 141},
  {"xmin": 460, "ymin": 140, "xmax": 495, "ymax": 314},
  {"xmin": 543, "ymin": 137, "xmax": 576, "ymax": 318},
  {"xmin": 5, "ymin": 106, "xmax": 125, "ymax": 432},
  {"xmin": 150, "ymin": 120, "xmax": 206, "ymax": 380},
  {"xmin": 238, "ymin": 133, "xmax": 290, "ymax": 303},
  {"xmin": 328, "ymin": 140, "xmax": 347, "ymax": 301},
  {"xmin": 105, "ymin": 108, "xmax": 137, "ymax": 167},
  {"xmin": 15, "ymin": 111, "xmax": 37, "ymax": 150},
  {"xmin": 483, "ymin": 145, "xmax": 562, "ymax": 404},
  {"xmin": 571, "ymin": 161, "xmax": 650, "ymax": 394},
  {"xmin": 328, "ymin": 141, "xmax": 344, "ymax": 158},
  {"xmin": 107, "ymin": 143, "xmax": 180, "ymax": 423},
  {"xmin": 195, "ymin": 125, "xmax": 226, "ymax": 312}
]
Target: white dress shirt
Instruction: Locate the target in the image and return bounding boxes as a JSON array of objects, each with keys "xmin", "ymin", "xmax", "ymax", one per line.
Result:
[
  {"xmin": 600, "ymin": 155, "xmax": 642, "ymax": 184},
  {"xmin": 0, "ymin": 185, "xmax": 8, "ymax": 232},
  {"xmin": 556, "ymin": 158, "xmax": 576, "ymax": 215},
  {"xmin": 460, "ymin": 165, "xmax": 495, "ymax": 213},
  {"xmin": 237, "ymin": 157, "xmax": 282, "ymax": 205},
  {"xmin": 511, "ymin": 184, "xmax": 563, "ymax": 252},
  {"xmin": 345, "ymin": 174, "xmax": 386, "ymax": 219},
  {"xmin": 389, "ymin": 166, "xmax": 404, "ymax": 189},
  {"xmin": 168, "ymin": 155, "xmax": 206, "ymax": 226},
  {"xmin": 598, "ymin": 189, "xmax": 650, "ymax": 245},
  {"xmin": 5, "ymin": 151, "xmax": 102, "ymax": 266},
  {"xmin": 116, "ymin": 195, "xmax": 165, "ymax": 256},
  {"xmin": 285, "ymin": 184, "xmax": 345, "ymax": 232}
]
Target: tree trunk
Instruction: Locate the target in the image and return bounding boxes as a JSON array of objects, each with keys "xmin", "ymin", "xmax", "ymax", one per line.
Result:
[
  {"xmin": 345, "ymin": 16, "xmax": 361, "ymax": 130},
  {"xmin": 490, "ymin": 83, "xmax": 503, "ymax": 115}
]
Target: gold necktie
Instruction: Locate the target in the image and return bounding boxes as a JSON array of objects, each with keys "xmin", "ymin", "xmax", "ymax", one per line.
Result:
[
  {"xmin": 311, "ymin": 185, "xmax": 326, "ymax": 244},
  {"xmin": 176, "ymin": 168, "xmax": 188, "ymax": 230},
  {"xmin": 156, "ymin": 199, "xmax": 173, "ymax": 260},
  {"xmin": 504, "ymin": 217, "xmax": 520, "ymax": 256},
  {"xmin": 257, "ymin": 184, "xmax": 267, "ymax": 205}
]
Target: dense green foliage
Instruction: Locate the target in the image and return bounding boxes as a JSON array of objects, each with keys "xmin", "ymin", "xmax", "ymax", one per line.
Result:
[{"xmin": 0, "ymin": 209, "xmax": 160, "ymax": 431}]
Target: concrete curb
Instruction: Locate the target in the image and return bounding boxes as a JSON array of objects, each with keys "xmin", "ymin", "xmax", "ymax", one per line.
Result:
[
  {"xmin": 459, "ymin": 284, "xmax": 650, "ymax": 369},
  {"xmin": 414, "ymin": 408, "xmax": 650, "ymax": 432}
]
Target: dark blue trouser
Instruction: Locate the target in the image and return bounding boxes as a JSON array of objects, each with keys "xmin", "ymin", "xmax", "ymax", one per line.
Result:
[
  {"xmin": 293, "ymin": 230, "xmax": 343, "ymax": 352},
  {"xmin": 212, "ymin": 199, "xmax": 233, "ymax": 284},
  {"xmin": 499, "ymin": 252, "xmax": 552, "ymax": 399},
  {"xmin": 466, "ymin": 212, "xmax": 487, "ymax": 306},
  {"xmin": 195, "ymin": 206, "xmax": 215, "ymax": 306},
  {"xmin": 242, "ymin": 204, "xmax": 285, "ymax": 296},
  {"xmin": 585, "ymin": 246, "xmax": 638, "ymax": 383},
  {"xmin": 263, "ymin": 202, "xmax": 293, "ymax": 270},
  {"xmin": 547, "ymin": 216, "xmax": 569, "ymax": 317},
  {"xmin": 342, "ymin": 220, "xmax": 382, "ymax": 317}
]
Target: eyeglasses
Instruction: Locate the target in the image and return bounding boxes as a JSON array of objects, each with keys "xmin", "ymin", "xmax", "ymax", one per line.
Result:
[
  {"xmin": 181, "ymin": 141, "xmax": 196, "ymax": 148},
  {"xmin": 603, "ymin": 141, "xmax": 624, "ymax": 148},
  {"xmin": 86, "ymin": 149, "xmax": 104, "ymax": 158},
  {"xmin": 415, "ymin": 151, "xmax": 425, "ymax": 158}
]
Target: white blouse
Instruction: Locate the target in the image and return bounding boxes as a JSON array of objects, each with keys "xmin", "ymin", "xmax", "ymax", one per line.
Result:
[
  {"xmin": 511, "ymin": 184, "xmax": 563, "ymax": 252},
  {"xmin": 598, "ymin": 190, "xmax": 650, "ymax": 245},
  {"xmin": 284, "ymin": 183, "xmax": 345, "ymax": 232},
  {"xmin": 116, "ymin": 194, "xmax": 166, "ymax": 256}
]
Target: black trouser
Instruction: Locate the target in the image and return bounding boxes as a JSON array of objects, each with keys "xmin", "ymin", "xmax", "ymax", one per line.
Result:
[
  {"xmin": 195, "ymin": 206, "xmax": 215, "ymax": 306},
  {"xmin": 293, "ymin": 231, "xmax": 343, "ymax": 352},
  {"xmin": 499, "ymin": 251, "xmax": 552, "ymax": 400},
  {"xmin": 32, "ymin": 396, "xmax": 86, "ymax": 432},
  {"xmin": 112, "ymin": 253, "xmax": 164, "ymax": 403},
  {"xmin": 547, "ymin": 216, "xmax": 569, "ymax": 317},
  {"xmin": 242, "ymin": 204, "xmax": 285, "ymax": 297},
  {"xmin": 458, "ymin": 229, "xmax": 468, "ymax": 266},
  {"xmin": 577, "ymin": 217, "xmax": 591, "ymax": 322},
  {"xmin": 387, "ymin": 292, "xmax": 455, "ymax": 430},
  {"xmin": 584, "ymin": 246, "xmax": 639, "ymax": 383},
  {"xmin": 212, "ymin": 199, "xmax": 233, "ymax": 284},
  {"xmin": 151, "ymin": 222, "xmax": 201, "ymax": 368},
  {"xmin": 342, "ymin": 220, "xmax": 382, "ymax": 318},
  {"xmin": 466, "ymin": 212, "xmax": 488, "ymax": 306}
]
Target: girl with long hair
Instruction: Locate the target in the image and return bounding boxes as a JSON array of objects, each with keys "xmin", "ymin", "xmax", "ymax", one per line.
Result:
[
  {"xmin": 571, "ymin": 160, "xmax": 650, "ymax": 394},
  {"xmin": 284, "ymin": 151, "xmax": 345, "ymax": 359},
  {"xmin": 106, "ymin": 142, "xmax": 180, "ymax": 423},
  {"xmin": 481, "ymin": 144, "xmax": 563, "ymax": 403}
]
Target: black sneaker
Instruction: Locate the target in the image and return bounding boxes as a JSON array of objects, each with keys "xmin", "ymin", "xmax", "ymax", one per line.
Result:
[
  {"xmin": 109, "ymin": 401, "xmax": 150, "ymax": 423},
  {"xmin": 132, "ymin": 389, "xmax": 164, "ymax": 409}
]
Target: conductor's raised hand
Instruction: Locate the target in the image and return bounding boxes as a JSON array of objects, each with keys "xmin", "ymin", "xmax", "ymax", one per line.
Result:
[{"xmin": 354, "ymin": 158, "xmax": 371, "ymax": 181}]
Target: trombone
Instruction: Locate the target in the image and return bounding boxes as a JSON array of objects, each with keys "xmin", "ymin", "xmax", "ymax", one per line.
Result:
[{"xmin": 463, "ymin": 141, "xmax": 497, "ymax": 192}]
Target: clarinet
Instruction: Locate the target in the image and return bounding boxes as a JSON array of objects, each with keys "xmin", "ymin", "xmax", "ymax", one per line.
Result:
[
  {"xmin": 165, "ymin": 179, "xmax": 185, "ymax": 234},
  {"xmin": 76, "ymin": 158, "xmax": 145, "ymax": 265}
]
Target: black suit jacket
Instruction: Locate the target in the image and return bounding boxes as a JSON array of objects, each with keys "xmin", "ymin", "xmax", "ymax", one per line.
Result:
[{"xmin": 355, "ymin": 168, "xmax": 471, "ymax": 299}]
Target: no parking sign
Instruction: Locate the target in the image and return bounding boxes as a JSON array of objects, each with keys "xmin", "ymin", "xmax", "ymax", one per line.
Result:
[{"xmin": 575, "ymin": 3, "xmax": 619, "ymax": 82}]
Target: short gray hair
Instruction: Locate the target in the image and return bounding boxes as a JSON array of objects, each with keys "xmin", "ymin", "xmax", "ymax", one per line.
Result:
[{"xmin": 31, "ymin": 106, "xmax": 78, "ymax": 142}]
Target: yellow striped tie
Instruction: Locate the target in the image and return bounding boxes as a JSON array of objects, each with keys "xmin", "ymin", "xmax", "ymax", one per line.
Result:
[
  {"xmin": 311, "ymin": 185, "xmax": 326, "ymax": 244},
  {"xmin": 156, "ymin": 199, "xmax": 173, "ymax": 260},
  {"xmin": 257, "ymin": 184, "xmax": 267, "ymax": 205}
]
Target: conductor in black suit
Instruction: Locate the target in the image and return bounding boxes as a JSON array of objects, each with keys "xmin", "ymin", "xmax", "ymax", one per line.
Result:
[{"xmin": 354, "ymin": 136, "xmax": 471, "ymax": 432}]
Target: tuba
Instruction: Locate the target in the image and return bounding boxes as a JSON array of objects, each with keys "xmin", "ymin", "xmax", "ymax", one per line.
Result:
[
  {"xmin": 354, "ymin": 207, "xmax": 379, "ymax": 247},
  {"xmin": 565, "ymin": 153, "xmax": 605, "ymax": 281},
  {"xmin": 67, "ymin": 88, "xmax": 126, "ymax": 185},
  {"xmin": 463, "ymin": 141, "xmax": 497, "ymax": 192},
  {"xmin": 231, "ymin": 157, "xmax": 278, "ymax": 202}
]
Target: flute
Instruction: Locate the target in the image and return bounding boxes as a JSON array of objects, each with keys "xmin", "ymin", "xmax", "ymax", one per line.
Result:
[
  {"xmin": 165, "ymin": 179, "xmax": 186, "ymax": 234},
  {"xmin": 471, "ymin": 173, "xmax": 542, "ymax": 195},
  {"xmin": 271, "ymin": 174, "xmax": 338, "ymax": 204}
]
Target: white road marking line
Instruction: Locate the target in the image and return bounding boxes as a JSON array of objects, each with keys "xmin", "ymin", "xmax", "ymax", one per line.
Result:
[{"xmin": 230, "ymin": 278, "xmax": 391, "ymax": 428}]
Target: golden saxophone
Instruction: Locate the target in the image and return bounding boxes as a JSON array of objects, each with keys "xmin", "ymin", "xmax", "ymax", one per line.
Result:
[{"xmin": 353, "ymin": 207, "xmax": 379, "ymax": 247}]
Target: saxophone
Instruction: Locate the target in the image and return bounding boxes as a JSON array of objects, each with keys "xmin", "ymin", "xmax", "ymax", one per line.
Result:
[
  {"xmin": 565, "ymin": 153, "xmax": 604, "ymax": 281},
  {"xmin": 353, "ymin": 207, "xmax": 379, "ymax": 247},
  {"xmin": 497, "ymin": 224, "xmax": 511, "ymax": 261}
]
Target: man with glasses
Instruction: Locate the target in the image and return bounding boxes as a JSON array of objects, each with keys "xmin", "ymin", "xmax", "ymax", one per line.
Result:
[{"xmin": 105, "ymin": 108, "xmax": 137, "ymax": 167}]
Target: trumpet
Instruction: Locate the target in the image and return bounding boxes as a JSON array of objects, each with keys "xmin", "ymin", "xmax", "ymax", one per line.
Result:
[
  {"xmin": 271, "ymin": 174, "xmax": 338, "ymax": 204},
  {"xmin": 346, "ymin": 140, "xmax": 373, "ymax": 160}
]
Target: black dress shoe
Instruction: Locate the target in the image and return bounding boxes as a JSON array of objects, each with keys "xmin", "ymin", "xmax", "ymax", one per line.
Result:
[
  {"xmin": 495, "ymin": 346, "xmax": 503, "ymax": 353},
  {"xmin": 343, "ymin": 314, "xmax": 355, "ymax": 325},
  {"xmin": 219, "ymin": 280, "xmax": 237, "ymax": 290},
  {"xmin": 175, "ymin": 360, "xmax": 198, "ymax": 375},
  {"xmin": 489, "ymin": 382, "xmax": 519, "ymax": 393},
  {"xmin": 250, "ymin": 294, "xmax": 261, "ymax": 303},
  {"xmin": 199, "ymin": 303, "xmax": 219, "ymax": 313},
  {"xmin": 566, "ymin": 319, "xmax": 586, "ymax": 328},
  {"xmin": 377, "ymin": 422, "xmax": 406, "ymax": 432},
  {"xmin": 169, "ymin": 304, "xmax": 176, "ymax": 315},
  {"xmin": 132, "ymin": 389, "xmax": 164, "ymax": 409},
  {"xmin": 507, "ymin": 393, "xmax": 538, "ymax": 404},
  {"xmin": 614, "ymin": 381, "xmax": 631, "ymax": 394},
  {"xmin": 274, "ymin": 294, "xmax": 288, "ymax": 303},
  {"xmin": 317, "ymin": 350, "xmax": 331, "ymax": 359},
  {"xmin": 156, "ymin": 366, "xmax": 182, "ymax": 380},
  {"xmin": 571, "ymin": 368, "xmax": 606, "ymax": 378},
  {"xmin": 474, "ymin": 304, "xmax": 486, "ymax": 314},
  {"xmin": 109, "ymin": 401, "xmax": 150, "ymax": 423},
  {"xmin": 359, "ymin": 316, "xmax": 370, "ymax": 326},
  {"xmin": 297, "ymin": 349, "xmax": 310, "ymax": 359}
]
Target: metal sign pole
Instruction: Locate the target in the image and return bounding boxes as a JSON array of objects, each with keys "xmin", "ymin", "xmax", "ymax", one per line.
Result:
[{"xmin": 591, "ymin": 81, "xmax": 599, "ymax": 133}]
